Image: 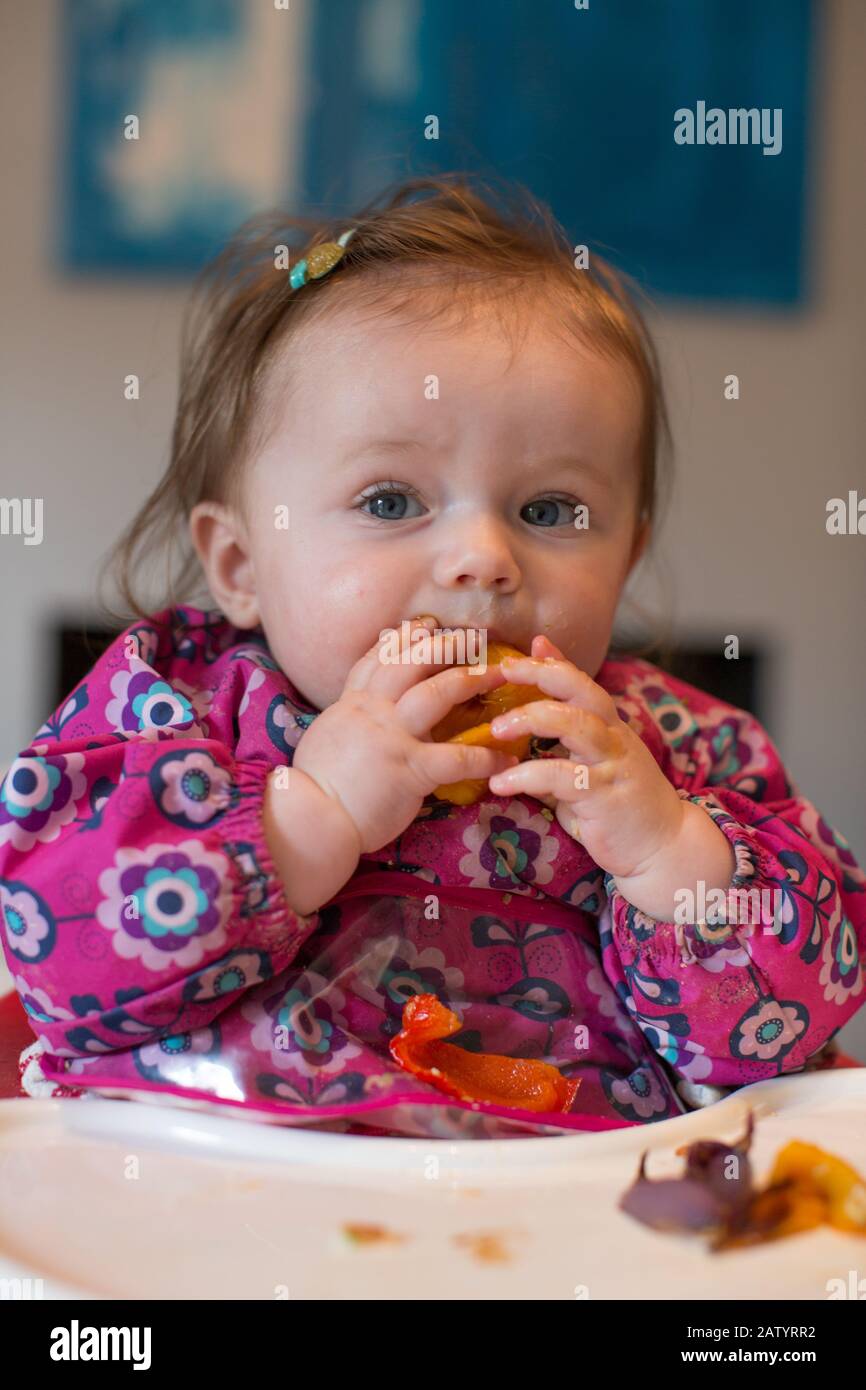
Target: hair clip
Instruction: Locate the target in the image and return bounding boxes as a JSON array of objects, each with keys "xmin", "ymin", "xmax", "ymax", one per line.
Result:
[{"xmin": 289, "ymin": 227, "xmax": 356, "ymax": 291}]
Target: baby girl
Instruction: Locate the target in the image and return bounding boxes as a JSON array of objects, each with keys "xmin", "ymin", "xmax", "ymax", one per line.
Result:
[{"xmin": 1, "ymin": 176, "xmax": 864, "ymax": 1139}]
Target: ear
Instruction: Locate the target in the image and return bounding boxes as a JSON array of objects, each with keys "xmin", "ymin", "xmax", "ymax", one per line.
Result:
[{"xmin": 189, "ymin": 501, "xmax": 261, "ymax": 629}]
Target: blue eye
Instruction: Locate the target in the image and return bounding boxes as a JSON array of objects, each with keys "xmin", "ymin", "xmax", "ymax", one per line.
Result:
[
  {"xmin": 356, "ymin": 483, "xmax": 425, "ymax": 521},
  {"xmin": 521, "ymin": 498, "xmax": 579, "ymax": 528}
]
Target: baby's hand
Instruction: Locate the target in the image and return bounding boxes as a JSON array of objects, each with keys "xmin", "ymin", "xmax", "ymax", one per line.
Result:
[
  {"xmin": 292, "ymin": 617, "xmax": 520, "ymax": 854},
  {"xmin": 486, "ymin": 635, "xmax": 687, "ymax": 882}
]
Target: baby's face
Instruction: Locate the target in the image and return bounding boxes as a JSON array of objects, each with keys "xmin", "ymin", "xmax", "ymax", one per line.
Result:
[{"xmin": 234, "ymin": 293, "xmax": 647, "ymax": 711}]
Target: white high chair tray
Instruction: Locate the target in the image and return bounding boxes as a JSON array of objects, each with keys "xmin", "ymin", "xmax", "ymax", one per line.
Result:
[{"xmin": 0, "ymin": 1069, "xmax": 864, "ymax": 1300}]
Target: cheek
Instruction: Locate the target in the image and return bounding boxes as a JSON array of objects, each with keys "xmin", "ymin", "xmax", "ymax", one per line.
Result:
[
  {"xmin": 258, "ymin": 554, "xmax": 382, "ymax": 696},
  {"xmin": 533, "ymin": 561, "xmax": 625, "ymax": 670},
  {"xmin": 305, "ymin": 565, "xmax": 376, "ymax": 662},
  {"xmin": 535, "ymin": 588, "xmax": 600, "ymax": 655},
  {"xmin": 260, "ymin": 536, "xmax": 364, "ymax": 619},
  {"xmin": 293, "ymin": 550, "xmax": 421, "ymax": 653},
  {"xmin": 536, "ymin": 564, "xmax": 618, "ymax": 624}
]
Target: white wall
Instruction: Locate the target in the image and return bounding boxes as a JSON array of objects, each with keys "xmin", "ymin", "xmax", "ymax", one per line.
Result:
[{"xmin": 1, "ymin": 1, "xmax": 864, "ymax": 1056}]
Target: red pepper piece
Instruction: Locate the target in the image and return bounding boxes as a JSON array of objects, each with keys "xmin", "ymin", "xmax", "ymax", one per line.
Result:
[{"xmin": 389, "ymin": 993, "xmax": 581, "ymax": 1113}]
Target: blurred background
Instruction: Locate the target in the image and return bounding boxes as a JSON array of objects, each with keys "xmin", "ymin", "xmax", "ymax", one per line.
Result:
[{"xmin": 1, "ymin": 0, "xmax": 864, "ymax": 1054}]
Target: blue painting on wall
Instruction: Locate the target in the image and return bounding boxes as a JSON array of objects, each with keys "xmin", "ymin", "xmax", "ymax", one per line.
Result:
[
  {"xmin": 59, "ymin": 0, "xmax": 297, "ymax": 273},
  {"xmin": 61, "ymin": 0, "xmax": 815, "ymax": 303},
  {"xmin": 302, "ymin": 0, "xmax": 816, "ymax": 305}
]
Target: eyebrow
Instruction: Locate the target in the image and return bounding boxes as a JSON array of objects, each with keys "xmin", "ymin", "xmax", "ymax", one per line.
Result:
[
  {"xmin": 523, "ymin": 455, "xmax": 615, "ymax": 491},
  {"xmin": 342, "ymin": 438, "xmax": 423, "ymax": 463},
  {"xmin": 342, "ymin": 439, "xmax": 615, "ymax": 490}
]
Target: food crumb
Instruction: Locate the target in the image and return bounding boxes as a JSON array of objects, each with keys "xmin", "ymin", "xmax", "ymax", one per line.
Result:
[
  {"xmin": 342, "ymin": 1222, "xmax": 406, "ymax": 1247},
  {"xmin": 453, "ymin": 1230, "xmax": 512, "ymax": 1263}
]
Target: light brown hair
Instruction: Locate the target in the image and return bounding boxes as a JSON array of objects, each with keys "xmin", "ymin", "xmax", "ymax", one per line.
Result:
[{"xmin": 98, "ymin": 172, "xmax": 674, "ymax": 656}]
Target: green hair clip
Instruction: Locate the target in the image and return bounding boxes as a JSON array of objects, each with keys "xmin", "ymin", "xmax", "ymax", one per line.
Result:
[{"xmin": 289, "ymin": 227, "xmax": 356, "ymax": 291}]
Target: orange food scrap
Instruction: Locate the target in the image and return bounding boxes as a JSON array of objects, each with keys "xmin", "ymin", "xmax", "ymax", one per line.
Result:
[
  {"xmin": 711, "ymin": 1177, "xmax": 828, "ymax": 1251},
  {"xmin": 389, "ymin": 993, "xmax": 581, "ymax": 1113},
  {"xmin": 431, "ymin": 642, "xmax": 548, "ymax": 805},
  {"xmin": 342, "ymin": 1222, "xmax": 406, "ymax": 1247},
  {"xmin": 453, "ymin": 1230, "xmax": 513, "ymax": 1264},
  {"xmin": 766, "ymin": 1140, "xmax": 866, "ymax": 1234},
  {"xmin": 712, "ymin": 1140, "xmax": 866, "ymax": 1250}
]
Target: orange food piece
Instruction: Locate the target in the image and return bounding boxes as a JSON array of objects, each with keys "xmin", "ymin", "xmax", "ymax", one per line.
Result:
[
  {"xmin": 430, "ymin": 722, "xmax": 532, "ymax": 806},
  {"xmin": 389, "ymin": 993, "xmax": 581, "ymax": 1113},
  {"xmin": 342, "ymin": 1223, "xmax": 405, "ymax": 1247},
  {"xmin": 431, "ymin": 642, "xmax": 547, "ymax": 805},
  {"xmin": 711, "ymin": 1140, "xmax": 866, "ymax": 1250},
  {"xmin": 712, "ymin": 1177, "xmax": 828, "ymax": 1251},
  {"xmin": 767, "ymin": 1140, "xmax": 866, "ymax": 1233}
]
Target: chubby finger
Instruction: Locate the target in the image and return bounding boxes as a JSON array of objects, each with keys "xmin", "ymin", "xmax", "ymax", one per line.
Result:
[
  {"xmin": 489, "ymin": 700, "xmax": 622, "ymax": 761},
  {"xmin": 344, "ymin": 616, "xmax": 458, "ymax": 698},
  {"xmin": 396, "ymin": 659, "xmax": 511, "ymax": 738},
  {"xmin": 532, "ymin": 634, "xmax": 566, "ymax": 660},
  {"xmin": 488, "ymin": 755, "xmax": 613, "ymax": 802},
  {"xmin": 372, "ymin": 620, "xmax": 507, "ymax": 704},
  {"xmin": 497, "ymin": 650, "xmax": 618, "ymax": 724},
  {"xmin": 343, "ymin": 617, "xmax": 431, "ymax": 689},
  {"xmin": 420, "ymin": 739, "xmax": 519, "ymax": 790}
]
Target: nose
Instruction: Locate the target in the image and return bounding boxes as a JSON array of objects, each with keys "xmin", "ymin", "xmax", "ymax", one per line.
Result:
[{"xmin": 433, "ymin": 514, "xmax": 521, "ymax": 592}]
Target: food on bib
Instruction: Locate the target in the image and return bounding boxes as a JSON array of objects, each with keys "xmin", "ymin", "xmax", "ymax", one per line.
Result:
[
  {"xmin": 389, "ymin": 993, "xmax": 581, "ymax": 1113},
  {"xmin": 430, "ymin": 642, "xmax": 547, "ymax": 805}
]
